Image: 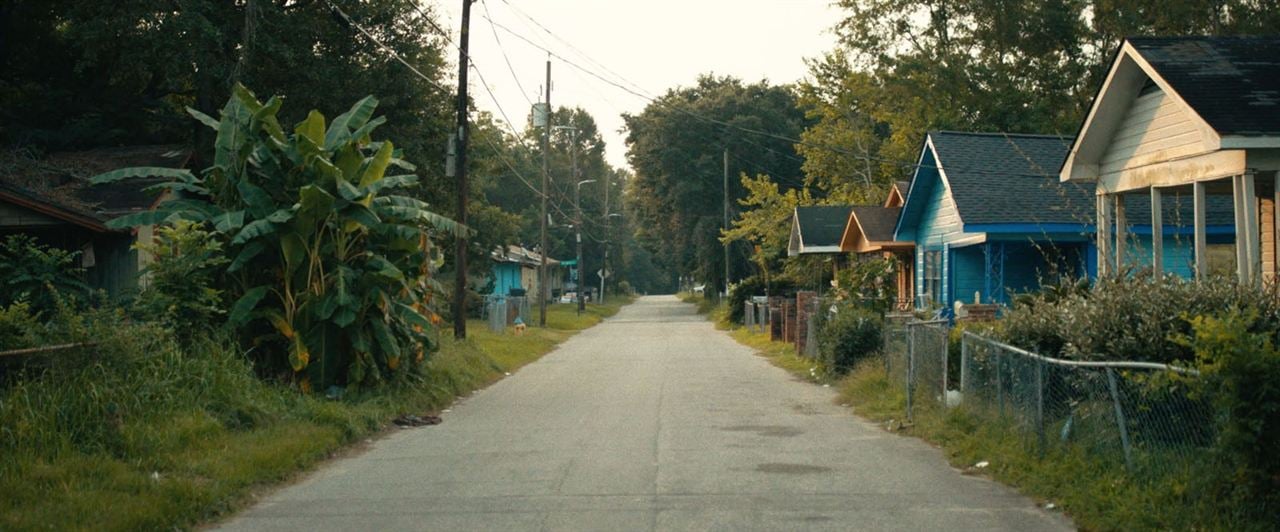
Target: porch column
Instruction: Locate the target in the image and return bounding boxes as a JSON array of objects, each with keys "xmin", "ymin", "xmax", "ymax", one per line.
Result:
[
  {"xmin": 1233, "ymin": 173, "xmax": 1260, "ymax": 284},
  {"xmin": 1275, "ymin": 173, "xmax": 1280, "ymax": 283},
  {"xmin": 1151, "ymin": 187, "xmax": 1163, "ymax": 276},
  {"xmin": 1194, "ymin": 181, "xmax": 1207, "ymax": 280},
  {"xmin": 1115, "ymin": 194, "xmax": 1127, "ymax": 271},
  {"xmin": 1097, "ymin": 194, "xmax": 1113, "ymax": 277},
  {"xmin": 1245, "ymin": 172, "xmax": 1261, "ymax": 284}
]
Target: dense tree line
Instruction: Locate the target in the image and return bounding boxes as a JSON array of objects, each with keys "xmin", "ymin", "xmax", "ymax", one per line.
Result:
[{"xmin": 0, "ymin": 0, "xmax": 665, "ymax": 299}]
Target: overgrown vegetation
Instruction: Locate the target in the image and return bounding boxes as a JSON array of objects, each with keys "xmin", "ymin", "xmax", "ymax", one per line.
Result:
[
  {"xmin": 816, "ymin": 305, "xmax": 881, "ymax": 375},
  {"xmin": 715, "ymin": 272, "xmax": 1280, "ymax": 530},
  {"xmin": 0, "ymin": 234, "xmax": 89, "ymax": 317},
  {"xmin": 94, "ymin": 87, "xmax": 463, "ymax": 390},
  {"xmin": 0, "ymin": 296, "xmax": 631, "ymax": 531}
]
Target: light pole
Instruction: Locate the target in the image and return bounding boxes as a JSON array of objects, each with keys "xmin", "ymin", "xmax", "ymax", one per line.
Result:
[
  {"xmin": 573, "ymin": 178, "xmax": 596, "ymax": 313},
  {"xmin": 600, "ymin": 212, "xmax": 622, "ymax": 304}
]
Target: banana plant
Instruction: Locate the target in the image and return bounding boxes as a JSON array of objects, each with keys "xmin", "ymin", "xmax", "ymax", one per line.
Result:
[{"xmin": 93, "ymin": 84, "xmax": 465, "ymax": 390}]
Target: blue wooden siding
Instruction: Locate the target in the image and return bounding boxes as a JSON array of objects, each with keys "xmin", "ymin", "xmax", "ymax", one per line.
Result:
[
  {"xmin": 952, "ymin": 246, "xmax": 984, "ymax": 305},
  {"xmin": 1121, "ymin": 233, "xmax": 1234, "ymax": 279},
  {"xmin": 490, "ymin": 262, "xmax": 524, "ymax": 296}
]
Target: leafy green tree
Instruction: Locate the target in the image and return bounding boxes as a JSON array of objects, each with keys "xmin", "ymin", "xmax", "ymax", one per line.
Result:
[
  {"xmin": 719, "ymin": 174, "xmax": 809, "ymax": 291},
  {"xmin": 0, "ymin": 234, "xmax": 89, "ymax": 315},
  {"xmin": 624, "ymin": 75, "xmax": 808, "ymax": 292},
  {"xmin": 94, "ymin": 86, "xmax": 461, "ymax": 391},
  {"xmin": 803, "ymin": 0, "xmax": 1280, "ymax": 201}
]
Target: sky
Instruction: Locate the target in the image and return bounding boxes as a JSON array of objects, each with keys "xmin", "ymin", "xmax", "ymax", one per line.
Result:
[{"xmin": 437, "ymin": 0, "xmax": 842, "ymax": 171}]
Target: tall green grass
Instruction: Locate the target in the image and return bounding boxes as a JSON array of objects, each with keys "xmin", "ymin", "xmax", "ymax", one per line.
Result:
[
  {"xmin": 711, "ymin": 315, "xmax": 1263, "ymax": 531},
  {"xmin": 0, "ymin": 297, "xmax": 631, "ymax": 531}
]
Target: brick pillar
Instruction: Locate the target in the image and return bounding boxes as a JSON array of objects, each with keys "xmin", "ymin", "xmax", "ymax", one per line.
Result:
[
  {"xmin": 795, "ymin": 291, "xmax": 816, "ymax": 354},
  {"xmin": 784, "ymin": 299, "xmax": 797, "ymax": 343},
  {"xmin": 770, "ymin": 308, "xmax": 784, "ymax": 341}
]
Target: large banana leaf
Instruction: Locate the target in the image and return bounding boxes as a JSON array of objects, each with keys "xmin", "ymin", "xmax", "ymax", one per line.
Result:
[
  {"xmin": 325, "ymin": 95, "xmax": 378, "ymax": 150},
  {"xmin": 90, "ymin": 167, "xmax": 196, "ymax": 184}
]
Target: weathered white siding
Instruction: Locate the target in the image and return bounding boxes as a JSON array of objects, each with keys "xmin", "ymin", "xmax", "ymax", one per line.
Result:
[{"xmin": 1100, "ymin": 86, "xmax": 1208, "ymax": 176}]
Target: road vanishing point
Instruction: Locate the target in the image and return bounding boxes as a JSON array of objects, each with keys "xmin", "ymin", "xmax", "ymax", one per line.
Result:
[{"xmin": 218, "ymin": 295, "xmax": 1072, "ymax": 531}]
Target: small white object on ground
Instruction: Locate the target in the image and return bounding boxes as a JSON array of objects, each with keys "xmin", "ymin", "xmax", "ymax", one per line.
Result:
[
  {"xmin": 945, "ymin": 390, "xmax": 962, "ymax": 408},
  {"xmin": 975, "ymin": 461, "xmax": 990, "ymax": 468}
]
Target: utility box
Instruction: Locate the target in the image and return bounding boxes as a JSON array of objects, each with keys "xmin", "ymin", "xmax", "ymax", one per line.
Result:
[{"xmin": 532, "ymin": 103, "xmax": 550, "ymax": 127}]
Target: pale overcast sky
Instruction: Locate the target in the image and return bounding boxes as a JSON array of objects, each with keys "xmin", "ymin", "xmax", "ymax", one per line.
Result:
[{"xmin": 436, "ymin": 0, "xmax": 841, "ymax": 170}]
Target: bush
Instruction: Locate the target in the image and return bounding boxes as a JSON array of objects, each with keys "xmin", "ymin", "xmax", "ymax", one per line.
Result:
[
  {"xmin": 0, "ymin": 234, "xmax": 89, "ymax": 316},
  {"xmin": 727, "ymin": 275, "xmax": 795, "ymax": 324},
  {"xmin": 1184, "ymin": 314, "xmax": 1280, "ymax": 523},
  {"xmin": 1002, "ymin": 273, "xmax": 1280, "ymax": 363},
  {"xmin": 133, "ymin": 221, "xmax": 228, "ymax": 337},
  {"xmin": 817, "ymin": 305, "xmax": 882, "ymax": 374},
  {"xmin": 94, "ymin": 86, "xmax": 459, "ymax": 391}
]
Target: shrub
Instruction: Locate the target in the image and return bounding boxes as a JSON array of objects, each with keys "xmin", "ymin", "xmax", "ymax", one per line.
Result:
[
  {"xmin": 817, "ymin": 305, "xmax": 882, "ymax": 374},
  {"xmin": 0, "ymin": 302, "xmax": 38, "ymax": 352},
  {"xmin": 93, "ymin": 85, "xmax": 461, "ymax": 391},
  {"xmin": 0, "ymin": 234, "xmax": 89, "ymax": 315},
  {"xmin": 133, "ymin": 221, "xmax": 228, "ymax": 337},
  {"xmin": 727, "ymin": 275, "xmax": 795, "ymax": 324},
  {"xmin": 830, "ymin": 256, "xmax": 897, "ymax": 314},
  {"xmin": 1002, "ymin": 273, "xmax": 1280, "ymax": 363},
  {"xmin": 1184, "ymin": 314, "xmax": 1280, "ymax": 523}
]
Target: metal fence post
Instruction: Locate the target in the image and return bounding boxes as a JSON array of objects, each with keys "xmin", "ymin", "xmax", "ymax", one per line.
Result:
[
  {"xmin": 1106, "ymin": 368, "xmax": 1136, "ymax": 472},
  {"xmin": 906, "ymin": 324, "xmax": 915, "ymax": 422},
  {"xmin": 1036, "ymin": 359, "xmax": 1046, "ymax": 456},
  {"xmin": 940, "ymin": 325, "xmax": 949, "ymax": 395},
  {"xmin": 996, "ymin": 348, "xmax": 1004, "ymax": 417},
  {"xmin": 960, "ymin": 333, "xmax": 968, "ymax": 394}
]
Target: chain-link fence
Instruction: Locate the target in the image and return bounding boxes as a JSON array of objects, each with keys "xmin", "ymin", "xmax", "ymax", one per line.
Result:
[
  {"xmin": 482, "ymin": 296, "xmax": 530, "ymax": 333},
  {"xmin": 877, "ymin": 318, "xmax": 1212, "ymax": 478},
  {"xmin": 959, "ymin": 332, "xmax": 1211, "ymax": 477}
]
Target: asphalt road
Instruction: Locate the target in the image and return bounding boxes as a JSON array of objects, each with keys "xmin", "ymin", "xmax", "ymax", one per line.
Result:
[{"xmin": 218, "ymin": 295, "xmax": 1072, "ymax": 531}]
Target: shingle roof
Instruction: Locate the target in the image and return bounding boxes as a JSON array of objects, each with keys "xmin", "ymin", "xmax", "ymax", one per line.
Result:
[
  {"xmin": 929, "ymin": 131, "xmax": 1094, "ymax": 225},
  {"xmin": 795, "ymin": 205, "xmax": 852, "ymax": 247},
  {"xmin": 927, "ymin": 131, "xmax": 1236, "ymax": 227},
  {"xmin": 850, "ymin": 206, "xmax": 902, "ymax": 242},
  {"xmin": 1129, "ymin": 36, "xmax": 1280, "ymax": 137},
  {"xmin": 0, "ymin": 145, "xmax": 190, "ymax": 231}
]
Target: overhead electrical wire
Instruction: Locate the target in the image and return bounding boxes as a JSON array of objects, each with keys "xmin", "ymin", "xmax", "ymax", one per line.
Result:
[{"xmin": 478, "ymin": 5, "xmax": 1071, "ymax": 181}]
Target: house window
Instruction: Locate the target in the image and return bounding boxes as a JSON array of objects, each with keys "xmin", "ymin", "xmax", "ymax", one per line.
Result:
[{"xmin": 923, "ymin": 250, "xmax": 943, "ymax": 305}]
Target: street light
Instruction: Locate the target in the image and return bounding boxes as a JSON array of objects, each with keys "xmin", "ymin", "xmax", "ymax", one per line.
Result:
[
  {"xmin": 599, "ymin": 212, "xmax": 623, "ymax": 303},
  {"xmin": 574, "ymin": 178, "xmax": 596, "ymax": 313}
]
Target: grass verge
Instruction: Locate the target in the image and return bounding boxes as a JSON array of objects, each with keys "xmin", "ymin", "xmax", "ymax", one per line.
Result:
[
  {"xmin": 0, "ymin": 297, "xmax": 632, "ymax": 531},
  {"xmin": 699, "ymin": 310, "xmax": 1248, "ymax": 531}
]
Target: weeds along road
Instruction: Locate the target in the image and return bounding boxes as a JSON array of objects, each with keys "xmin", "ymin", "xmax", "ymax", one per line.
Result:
[{"xmin": 218, "ymin": 295, "xmax": 1071, "ymax": 531}]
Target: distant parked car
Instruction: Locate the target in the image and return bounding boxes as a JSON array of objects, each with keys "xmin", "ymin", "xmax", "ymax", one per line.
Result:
[{"xmin": 559, "ymin": 292, "xmax": 577, "ymax": 304}]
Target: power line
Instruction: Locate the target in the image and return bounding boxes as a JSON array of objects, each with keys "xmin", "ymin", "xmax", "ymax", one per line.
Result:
[
  {"xmin": 480, "ymin": 0, "xmax": 534, "ymax": 107},
  {"xmin": 325, "ymin": 1, "xmax": 449, "ymax": 94}
]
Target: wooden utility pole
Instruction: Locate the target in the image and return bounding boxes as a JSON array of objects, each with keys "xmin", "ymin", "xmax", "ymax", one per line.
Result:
[
  {"xmin": 600, "ymin": 169, "xmax": 610, "ymax": 304},
  {"xmin": 451, "ymin": 0, "xmax": 473, "ymax": 340},
  {"xmin": 538, "ymin": 58, "xmax": 551, "ymax": 327},
  {"xmin": 723, "ymin": 148, "xmax": 730, "ymax": 297}
]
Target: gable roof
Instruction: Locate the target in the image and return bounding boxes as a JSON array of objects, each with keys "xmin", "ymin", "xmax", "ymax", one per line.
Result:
[
  {"xmin": 927, "ymin": 131, "xmax": 1095, "ymax": 226},
  {"xmin": 851, "ymin": 206, "xmax": 902, "ymax": 242},
  {"xmin": 841, "ymin": 205, "xmax": 910, "ymax": 253},
  {"xmin": 0, "ymin": 145, "xmax": 190, "ymax": 232},
  {"xmin": 788, "ymin": 205, "xmax": 852, "ymax": 255},
  {"xmin": 1128, "ymin": 36, "xmax": 1280, "ymax": 137},
  {"xmin": 883, "ymin": 181, "xmax": 910, "ymax": 208}
]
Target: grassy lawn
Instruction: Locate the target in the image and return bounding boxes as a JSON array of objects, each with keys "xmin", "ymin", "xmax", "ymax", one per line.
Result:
[
  {"xmin": 0, "ymin": 297, "xmax": 632, "ymax": 531},
  {"xmin": 697, "ymin": 308, "xmax": 1244, "ymax": 531}
]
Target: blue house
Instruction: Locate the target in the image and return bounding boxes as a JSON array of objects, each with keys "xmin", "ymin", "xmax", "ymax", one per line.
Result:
[
  {"xmin": 896, "ymin": 131, "xmax": 1235, "ymax": 312},
  {"xmin": 488, "ymin": 245, "xmax": 562, "ymax": 300}
]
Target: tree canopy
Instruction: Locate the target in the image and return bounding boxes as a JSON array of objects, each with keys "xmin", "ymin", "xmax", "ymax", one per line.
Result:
[{"xmin": 624, "ymin": 75, "xmax": 809, "ymax": 292}]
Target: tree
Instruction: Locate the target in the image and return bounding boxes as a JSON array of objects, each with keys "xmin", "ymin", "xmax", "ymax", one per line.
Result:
[
  {"xmin": 93, "ymin": 86, "xmax": 461, "ymax": 391},
  {"xmin": 719, "ymin": 174, "xmax": 809, "ymax": 291},
  {"xmin": 624, "ymin": 75, "xmax": 809, "ymax": 292},
  {"xmin": 802, "ymin": 0, "xmax": 1280, "ymax": 202}
]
